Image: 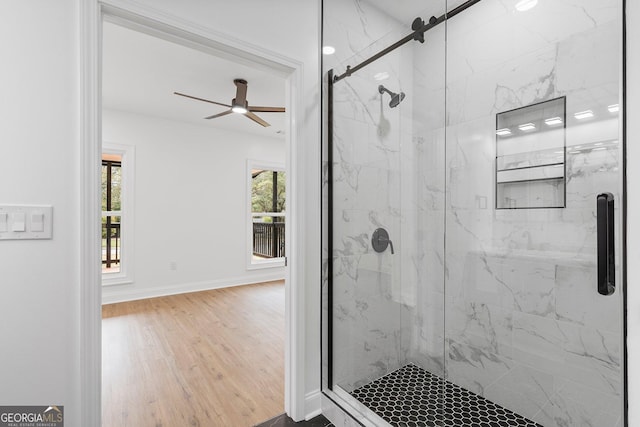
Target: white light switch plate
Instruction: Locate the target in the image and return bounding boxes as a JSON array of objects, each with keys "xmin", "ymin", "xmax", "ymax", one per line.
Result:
[{"xmin": 0, "ymin": 205, "xmax": 53, "ymax": 240}]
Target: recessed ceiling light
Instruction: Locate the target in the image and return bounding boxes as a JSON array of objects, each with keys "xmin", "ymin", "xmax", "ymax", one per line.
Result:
[
  {"xmin": 374, "ymin": 72, "xmax": 390, "ymax": 81},
  {"xmin": 515, "ymin": 0, "xmax": 538, "ymax": 12},
  {"xmin": 608, "ymin": 104, "xmax": 620, "ymax": 113},
  {"xmin": 574, "ymin": 110, "xmax": 594, "ymax": 120},
  {"xmin": 544, "ymin": 117, "xmax": 563, "ymax": 126},
  {"xmin": 496, "ymin": 128, "xmax": 512, "ymax": 136},
  {"xmin": 594, "ymin": 142, "xmax": 604, "ymax": 146},
  {"xmin": 518, "ymin": 123, "xmax": 536, "ymax": 131},
  {"xmin": 322, "ymin": 46, "xmax": 336, "ymax": 55}
]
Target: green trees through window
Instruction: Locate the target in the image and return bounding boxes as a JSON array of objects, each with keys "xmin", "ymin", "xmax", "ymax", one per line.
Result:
[
  {"xmin": 251, "ymin": 170, "xmax": 285, "ymax": 214},
  {"xmin": 251, "ymin": 169, "xmax": 285, "ymax": 260}
]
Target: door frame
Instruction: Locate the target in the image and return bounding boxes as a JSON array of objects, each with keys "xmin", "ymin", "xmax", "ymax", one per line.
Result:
[{"xmin": 79, "ymin": 1, "xmax": 307, "ymax": 425}]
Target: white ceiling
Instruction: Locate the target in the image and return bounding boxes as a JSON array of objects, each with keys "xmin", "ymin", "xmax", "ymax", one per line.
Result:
[
  {"xmin": 363, "ymin": 0, "xmax": 469, "ymax": 25},
  {"xmin": 102, "ymin": 22, "xmax": 287, "ymax": 139}
]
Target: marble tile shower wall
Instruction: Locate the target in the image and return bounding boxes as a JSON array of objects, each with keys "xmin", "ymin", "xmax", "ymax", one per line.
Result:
[
  {"xmin": 401, "ymin": 26, "xmax": 448, "ymax": 377},
  {"xmin": 330, "ymin": 48, "xmax": 409, "ymax": 392},
  {"xmin": 444, "ymin": 1, "xmax": 622, "ymax": 426},
  {"xmin": 324, "ymin": 0, "xmax": 452, "ymax": 390},
  {"xmin": 324, "ymin": 1, "xmax": 452, "ymax": 390},
  {"xmin": 323, "ymin": 0, "xmax": 448, "ymax": 392}
]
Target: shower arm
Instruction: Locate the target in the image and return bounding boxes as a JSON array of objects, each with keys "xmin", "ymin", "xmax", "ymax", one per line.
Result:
[{"xmin": 378, "ymin": 85, "xmax": 393, "ymax": 97}]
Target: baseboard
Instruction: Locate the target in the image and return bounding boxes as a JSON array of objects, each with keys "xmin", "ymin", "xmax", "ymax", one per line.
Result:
[
  {"xmin": 101, "ymin": 272, "xmax": 285, "ymax": 304},
  {"xmin": 305, "ymin": 389, "xmax": 322, "ymax": 420}
]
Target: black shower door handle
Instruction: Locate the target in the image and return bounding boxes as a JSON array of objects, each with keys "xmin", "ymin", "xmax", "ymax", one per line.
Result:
[{"xmin": 597, "ymin": 193, "xmax": 615, "ymax": 296}]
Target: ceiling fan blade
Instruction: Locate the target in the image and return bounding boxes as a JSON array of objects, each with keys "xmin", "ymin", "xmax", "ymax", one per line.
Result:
[
  {"xmin": 234, "ymin": 79, "xmax": 248, "ymax": 106},
  {"xmin": 248, "ymin": 106, "xmax": 286, "ymax": 113},
  {"xmin": 205, "ymin": 110, "xmax": 233, "ymax": 120},
  {"xmin": 245, "ymin": 111, "xmax": 270, "ymax": 127},
  {"xmin": 174, "ymin": 92, "xmax": 231, "ymax": 108}
]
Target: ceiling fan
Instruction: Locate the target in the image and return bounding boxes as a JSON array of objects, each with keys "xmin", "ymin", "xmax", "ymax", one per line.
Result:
[{"xmin": 174, "ymin": 79, "xmax": 285, "ymax": 127}]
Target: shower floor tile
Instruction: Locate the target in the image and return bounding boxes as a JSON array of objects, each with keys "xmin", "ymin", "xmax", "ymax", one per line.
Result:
[{"xmin": 350, "ymin": 364, "xmax": 542, "ymax": 427}]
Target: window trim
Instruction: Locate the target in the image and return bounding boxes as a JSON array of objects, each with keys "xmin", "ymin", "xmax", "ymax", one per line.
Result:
[
  {"xmin": 102, "ymin": 142, "xmax": 135, "ymax": 286},
  {"xmin": 246, "ymin": 159, "xmax": 286, "ymax": 270}
]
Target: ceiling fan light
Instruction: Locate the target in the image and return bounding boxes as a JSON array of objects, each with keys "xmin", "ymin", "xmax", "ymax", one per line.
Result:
[{"xmin": 232, "ymin": 106, "xmax": 247, "ymax": 114}]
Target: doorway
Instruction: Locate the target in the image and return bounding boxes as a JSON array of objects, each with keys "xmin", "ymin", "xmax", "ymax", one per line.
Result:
[{"xmin": 78, "ymin": 4, "xmax": 307, "ymax": 424}]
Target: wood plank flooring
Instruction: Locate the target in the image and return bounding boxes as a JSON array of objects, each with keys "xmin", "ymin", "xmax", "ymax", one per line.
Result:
[{"xmin": 102, "ymin": 281, "xmax": 285, "ymax": 427}]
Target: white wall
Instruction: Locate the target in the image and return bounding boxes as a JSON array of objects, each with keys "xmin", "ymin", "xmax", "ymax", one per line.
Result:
[
  {"xmin": 101, "ymin": 109, "xmax": 285, "ymax": 304},
  {"xmin": 0, "ymin": 0, "xmax": 80, "ymax": 424}
]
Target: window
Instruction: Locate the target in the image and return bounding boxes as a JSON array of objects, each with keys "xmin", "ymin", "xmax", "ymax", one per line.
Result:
[
  {"xmin": 247, "ymin": 160, "xmax": 285, "ymax": 269},
  {"xmin": 102, "ymin": 143, "xmax": 135, "ymax": 285},
  {"xmin": 102, "ymin": 155, "xmax": 122, "ymax": 273}
]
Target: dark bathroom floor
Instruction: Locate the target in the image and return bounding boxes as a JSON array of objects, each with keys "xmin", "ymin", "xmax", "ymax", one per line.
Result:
[
  {"xmin": 351, "ymin": 364, "xmax": 542, "ymax": 427},
  {"xmin": 254, "ymin": 413, "xmax": 333, "ymax": 427}
]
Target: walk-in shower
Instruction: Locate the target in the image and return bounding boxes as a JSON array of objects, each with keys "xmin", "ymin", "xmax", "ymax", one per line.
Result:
[{"xmin": 322, "ymin": 0, "xmax": 626, "ymax": 426}]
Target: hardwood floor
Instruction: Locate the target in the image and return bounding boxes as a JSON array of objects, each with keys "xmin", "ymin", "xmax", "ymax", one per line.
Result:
[{"xmin": 102, "ymin": 281, "xmax": 285, "ymax": 427}]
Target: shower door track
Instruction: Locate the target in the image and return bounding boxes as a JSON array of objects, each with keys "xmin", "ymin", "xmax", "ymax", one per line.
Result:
[{"xmin": 331, "ymin": 0, "xmax": 482, "ymax": 83}]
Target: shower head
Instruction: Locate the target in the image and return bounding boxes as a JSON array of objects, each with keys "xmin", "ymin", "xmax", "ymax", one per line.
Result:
[{"xmin": 378, "ymin": 84, "xmax": 406, "ymax": 108}]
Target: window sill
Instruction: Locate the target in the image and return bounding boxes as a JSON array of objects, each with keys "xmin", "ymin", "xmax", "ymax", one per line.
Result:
[
  {"xmin": 102, "ymin": 275, "xmax": 133, "ymax": 287},
  {"xmin": 247, "ymin": 258, "xmax": 285, "ymax": 270}
]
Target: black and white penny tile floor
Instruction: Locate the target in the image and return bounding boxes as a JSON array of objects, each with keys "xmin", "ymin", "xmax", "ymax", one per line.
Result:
[{"xmin": 350, "ymin": 364, "xmax": 542, "ymax": 427}]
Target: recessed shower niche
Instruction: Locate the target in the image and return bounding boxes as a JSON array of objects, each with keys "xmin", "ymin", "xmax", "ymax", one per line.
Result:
[{"xmin": 496, "ymin": 97, "xmax": 566, "ymax": 209}]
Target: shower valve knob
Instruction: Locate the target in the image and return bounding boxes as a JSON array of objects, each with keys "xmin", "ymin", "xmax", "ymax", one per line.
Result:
[{"xmin": 372, "ymin": 228, "xmax": 394, "ymax": 255}]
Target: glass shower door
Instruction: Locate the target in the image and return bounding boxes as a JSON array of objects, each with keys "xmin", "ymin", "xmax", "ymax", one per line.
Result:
[
  {"xmin": 329, "ymin": 60, "xmax": 405, "ymax": 398},
  {"xmin": 444, "ymin": 1, "xmax": 625, "ymax": 426},
  {"xmin": 325, "ymin": 2, "xmax": 448, "ymax": 424},
  {"xmin": 328, "ymin": 46, "xmax": 410, "ymax": 411}
]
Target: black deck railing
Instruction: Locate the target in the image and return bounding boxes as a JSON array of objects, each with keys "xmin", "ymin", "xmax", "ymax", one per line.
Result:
[
  {"xmin": 253, "ymin": 222, "xmax": 285, "ymax": 258},
  {"xmin": 102, "ymin": 222, "xmax": 121, "ymax": 267}
]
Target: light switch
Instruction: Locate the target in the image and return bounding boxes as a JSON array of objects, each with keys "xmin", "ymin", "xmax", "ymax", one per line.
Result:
[
  {"xmin": 0, "ymin": 205, "xmax": 52, "ymax": 240},
  {"xmin": 11, "ymin": 212, "xmax": 26, "ymax": 232},
  {"xmin": 31, "ymin": 212, "xmax": 44, "ymax": 232}
]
